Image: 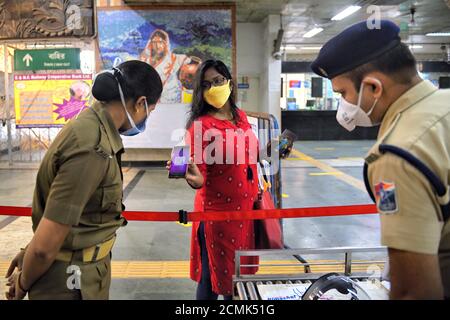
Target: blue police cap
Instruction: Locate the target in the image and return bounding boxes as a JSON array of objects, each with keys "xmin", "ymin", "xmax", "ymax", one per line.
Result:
[{"xmin": 311, "ymin": 20, "xmax": 401, "ymax": 79}]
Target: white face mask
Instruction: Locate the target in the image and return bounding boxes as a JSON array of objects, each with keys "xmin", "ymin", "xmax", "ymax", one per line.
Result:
[{"xmin": 336, "ymin": 83, "xmax": 380, "ymax": 132}]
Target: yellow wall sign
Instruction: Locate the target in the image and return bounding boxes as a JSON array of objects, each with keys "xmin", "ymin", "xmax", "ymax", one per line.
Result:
[{"xmin": 14, "ymin": 74, "xmax": 92, "ymax": 128}]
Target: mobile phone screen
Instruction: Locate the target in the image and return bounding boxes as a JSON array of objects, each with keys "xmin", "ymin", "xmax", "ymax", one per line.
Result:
[{"xmin": 169, "ymin": 145, "xmax": 190, "ymax": 179}]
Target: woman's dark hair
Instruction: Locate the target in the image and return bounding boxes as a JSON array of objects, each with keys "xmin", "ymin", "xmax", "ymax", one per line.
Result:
[
  {"xmin": 186, "ymin": 59, "xmax": 238, "ymax": 129},
  {"xmin": 92, "ymin": 60, "xmax": 163, "ymax": 105}
]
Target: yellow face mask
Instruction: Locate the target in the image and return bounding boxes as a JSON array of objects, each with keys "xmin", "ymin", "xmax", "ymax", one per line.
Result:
[{"xmin": 203, "ymin": 80, "xmax": 231, "ymax": 109}]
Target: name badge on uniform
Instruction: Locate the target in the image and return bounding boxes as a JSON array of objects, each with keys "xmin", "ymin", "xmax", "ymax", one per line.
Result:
[{"xmin": 374, "ymin": 181, "xmax": 398, "ymax": 214}]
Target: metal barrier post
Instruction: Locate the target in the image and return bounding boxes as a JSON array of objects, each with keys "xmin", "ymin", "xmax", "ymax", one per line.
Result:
[
  {"xmin": 235, "ymin": 251, "xmax": 241, "ymax": 278},
  {"xmin": 344, "ymin": 251, "xmax": 352, "ymax": 276},
  {"xmin": 236, "ymin": 282, "xmax": 248, "ymax": 300},
  {"xmin": 270, "ymin": 114, "xmax": 282, "ymax": 209},
  {"xmin": 28, "ymin": 129, "xmax": 32, "ymax": 162},
  {"xmin": 4, "ymin": 44, "xmax": 12, "ymax": 166}
]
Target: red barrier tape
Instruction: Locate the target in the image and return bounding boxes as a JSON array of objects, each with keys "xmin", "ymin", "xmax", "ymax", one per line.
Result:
[{"xmin": 0, "ymin": 204, "xmax": 378, "ymax": 222}]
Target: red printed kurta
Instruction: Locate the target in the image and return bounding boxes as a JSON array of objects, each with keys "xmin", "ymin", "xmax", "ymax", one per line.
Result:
[{"xmin": 186, "ymin": 108, "xmax": 259, "ymax": 296}]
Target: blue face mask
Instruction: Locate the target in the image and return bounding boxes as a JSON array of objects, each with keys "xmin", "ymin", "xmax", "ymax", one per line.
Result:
[{"xmin": 117, "ymin": 81, "xmax": 150, "ymax": 136}]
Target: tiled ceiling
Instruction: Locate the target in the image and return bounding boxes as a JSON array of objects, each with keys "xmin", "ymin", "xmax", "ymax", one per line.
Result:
[{"xmin": 125, "ymin": 0, "xmax": 450, "ymax": 57}]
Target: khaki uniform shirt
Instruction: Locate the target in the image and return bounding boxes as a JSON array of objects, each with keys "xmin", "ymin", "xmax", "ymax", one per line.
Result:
[
  {"xmin": 365, "ymin": 80, "xmax": 450, "ymax": 295},
  {"xmin": 31, "ymin": 101, "xmax": 127, "ymax": 251}
]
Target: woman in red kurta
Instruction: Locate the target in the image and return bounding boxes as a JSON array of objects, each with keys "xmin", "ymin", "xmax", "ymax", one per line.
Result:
[{"xmin": 185, "ymin": 60, "xmax": 259, "ymax": 299}]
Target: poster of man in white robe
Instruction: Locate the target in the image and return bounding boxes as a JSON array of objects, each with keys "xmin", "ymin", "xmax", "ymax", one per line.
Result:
[
  {"xmin": 139, "ymin": 29, "xmax": 200, "ymax": 104},
  {"xmin": 97, "ymin": 6, "xmax": 234, "ymax": 106}
]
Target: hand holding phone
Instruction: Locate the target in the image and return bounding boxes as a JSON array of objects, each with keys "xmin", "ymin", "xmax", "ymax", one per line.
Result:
[
  {"xmin": 265, "ymin": 129, "xmax": 297, "ymax": 159},
  {"xmin": 168, "ymin": 145, "xmax": 190, "ymax": 179},
  {"xmin": 167, "ymin": 146, "xmax": 204, "ymax": 188},
  {"xmin": 278, "ymin": 129, "xmax": 297, "ymax": 159}
]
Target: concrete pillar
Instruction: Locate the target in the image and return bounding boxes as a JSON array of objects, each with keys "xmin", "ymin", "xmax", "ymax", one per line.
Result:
[
  {"xmin": 260, "ymin": 15, "xmax": 282, "ymax": 125},
  {"xmin": 236, "ymin": 23, "xmax": 264, "ymax": 113}
]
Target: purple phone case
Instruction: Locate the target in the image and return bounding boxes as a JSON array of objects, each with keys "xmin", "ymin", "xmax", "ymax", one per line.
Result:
[{"xmin": 169, "ymin": 146, "xmax": 190, "ymax": 178}]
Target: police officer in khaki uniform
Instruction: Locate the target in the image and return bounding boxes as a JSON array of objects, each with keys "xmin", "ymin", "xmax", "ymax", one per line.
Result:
[
  {"xmin": 5, "ymin": 60, "xmax": 163, "ymax": 300},
  {"xmin": 311, "ymin": 20, "xmax": 449, "ymax": 299}
]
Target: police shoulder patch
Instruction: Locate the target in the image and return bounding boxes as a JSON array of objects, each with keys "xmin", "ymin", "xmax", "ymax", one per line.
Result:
[{"xmin": 374, "ymin": 181, "xmax": 398, "ymax": 214}]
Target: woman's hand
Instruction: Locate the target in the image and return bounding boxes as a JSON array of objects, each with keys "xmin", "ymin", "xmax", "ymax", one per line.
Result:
[
  {"xmin": 166, "ymin": 158, "xmax": 204, "ymax": 189},
  {"xmin": 280, "ymin": 146, "xmax": 293, "ymax": 159},
  {"xmin": 5, "ymin": 249, "xmax": 27, "ymax": 299},
  {"xmin": 5, "ymin": 249, "xmax": 25, "ymax": 278},
  {"xmin": 5, "ymin": 273, "xmax": 16, "ymax": 300},
  {"xmin": 5, "ymin": 271, "xmax": 27, "ymax": 300},
  {"xmin": 266, "ymin": 140, "xmax": 293, "ymax": 160},
  {"xmin": 186, "ymin": 158, "xmax": 204, "ymax": 189}
]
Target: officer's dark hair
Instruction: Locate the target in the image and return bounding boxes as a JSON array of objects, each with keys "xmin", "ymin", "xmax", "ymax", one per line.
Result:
[
  {"xmin": 92, "ymin": 60, "xmax": 163, "ymax": 105},
  {"xmin": 345, "ymin": 42, "xmax": 418, "ymax": 91},
  {"xmin": 186, "ymin": 59, "xmax": 238, "ymax": 129}
]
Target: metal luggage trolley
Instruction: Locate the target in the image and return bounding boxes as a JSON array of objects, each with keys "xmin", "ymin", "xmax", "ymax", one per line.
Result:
[{"xmin": 233, "ymin": 246, "xmax": 390, "ymax": 300}]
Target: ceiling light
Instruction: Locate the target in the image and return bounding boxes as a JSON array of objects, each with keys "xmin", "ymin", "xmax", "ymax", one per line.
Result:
[
  {"xmin": 426, "ymin": 32, "xmax": 450, "ymax": 37},
  {"xmin": 282, "ymin": 46, "xmax": 297, "ymax": 51},
  {"xmin": 331, "ymin": 5, "xmax": 362, "ymax": 21},
  {"xmin": 303, "ymin": 27, "xmax": 324, "ymax": 38},
  {"xmin": 409, "ymin": 45, "xmax": 423, "ymax": 49}
]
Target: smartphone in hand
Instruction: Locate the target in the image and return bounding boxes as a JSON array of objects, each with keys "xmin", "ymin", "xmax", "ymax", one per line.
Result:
[
  {"xmin": 265, "ymin": 129, "xmax": 297, "ymax": 159},
  {"xmin": 278, "ymin": 129, "xmax": 297, "ymax": 158},
  {"xmin": 168, "ymin": 145, "xmax": 190, "ymax": 179}
]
